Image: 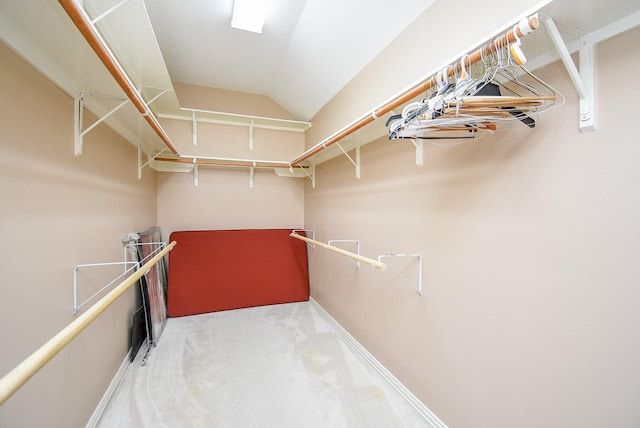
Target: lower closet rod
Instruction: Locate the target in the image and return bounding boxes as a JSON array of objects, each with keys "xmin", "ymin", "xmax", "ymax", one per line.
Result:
[
  {"xmin": 0, "ymin": 241, "xmax": 178, "ymax": 406},
  {"xmin": 290, "ymin": 232, "xmax": 387, "ymax": 270}
]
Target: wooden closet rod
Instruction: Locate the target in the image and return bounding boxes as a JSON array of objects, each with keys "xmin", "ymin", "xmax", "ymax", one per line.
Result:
[
  {"xmin": 58, "ymin": 0, "xmax": 179, "ymax": 155},
  {"xmin": 0, "ymin": 241, "xmax": 177, "ymax": 406},
  {"xmin": 156, "ymin": 157, "xmax": 310, "ymax": 169},
  {"xmin": 289, "ymin": 14, "xmax": 540, "ymax": 166},
  {"xmin": 290, "ymin": 232, "xmax": 387, "ymax": 270}
]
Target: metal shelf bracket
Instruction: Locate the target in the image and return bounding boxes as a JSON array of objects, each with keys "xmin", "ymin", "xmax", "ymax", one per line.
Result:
[
  {"xmin": 138, "ymin": 146, "xmax": 167, "ymax": 180},
  {"xmin": 377, "ymin": 253, "xmax": 423, "ymax": 296},
  {"xmin": 193, "ymin": 159, "xmax": 199, "ymax": 187},
  {"xmin": 544, "ymin": 18, "xmax": 597, "ymax": 132},
  {"xmin": 89, "ymin": 0, "xmax": 131, "ymax": 25},
  {"xmin": 335, "ymin": 143, "xmax": 361, "ymax": 178},
  {"xmin": 72, "ymin": 241, "xmax": 166, "ymax": 314},
  {"xmin": 292, "ymin": 229, "xmax": 316, "ymax": 248},
  {"xmin": 74, "ymin": 93, "xmax": 129, "ymax": 156},
  {"xmin": 328, "ymin": 240, "xmax": 361, "ymax": 268},
  {"xmin": 192, "ymin": 110, "xmax": 197, "ymax": 146},
  {"xmin": 411, "ymin": 139, "xmax": 424, "ymax": 166},
  {"xmin": 249, "ymin": 118, "xmax": 254, "ymax": 150}
]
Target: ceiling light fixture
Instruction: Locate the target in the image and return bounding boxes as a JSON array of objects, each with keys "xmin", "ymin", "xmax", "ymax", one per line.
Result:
[{"xmin": 231, "ymin": 0, "xmax": 268, "ymax": 34}]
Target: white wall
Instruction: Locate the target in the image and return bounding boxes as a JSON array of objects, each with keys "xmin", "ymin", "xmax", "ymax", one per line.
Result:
[
  {"xmin": 305, "ymin": 27, "xmax": 640, "ymax": 428},
  {"xmin": 0, "ymin": 42, "xmax": 158, "ymax": 427},
  {"xmin": 157, "ymin": 84, "xmax": 305, "ymax": 236}
]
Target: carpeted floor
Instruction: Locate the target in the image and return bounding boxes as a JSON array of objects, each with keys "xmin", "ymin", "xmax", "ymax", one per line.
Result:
[{"xmin": 97, "ymin": 301, "xmax": 431, "ymax": 427}]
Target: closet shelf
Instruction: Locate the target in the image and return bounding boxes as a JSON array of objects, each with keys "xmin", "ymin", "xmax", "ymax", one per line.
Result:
[
  {"xmin": 152, "ymin": 156, "xmax": 312, "ymax": 189},
  {"xmin": 58, "ymin": 0, "xmax": 179, "ymax": 156},
  {"xmin": 73, "ymin": 241, "xmax": 167, "ymax": 314},
  {"xmin": 159, "ymin": 109, "xmax": 311, "ymax": 133},
  {"xmin": 292, "ymin": 7, "xmax": 640, "ymax": 169},
  {"xmin": 289, "ymin": 14, "xmax": 543, "ymax": 169},
  {"xmin": 3, "ymin": 1, "xmax": 637, "ymax": 178}
]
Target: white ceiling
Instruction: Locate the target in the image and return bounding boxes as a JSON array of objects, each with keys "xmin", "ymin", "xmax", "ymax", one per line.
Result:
[{"xmin": 144, "ymin": 0, "xmax": 434, "ymax": 121}]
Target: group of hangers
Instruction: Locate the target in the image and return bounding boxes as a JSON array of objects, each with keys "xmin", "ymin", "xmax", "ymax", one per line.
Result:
[{"xmin": 386, "ymin": 19, "xmax": 564, "ymax": 144}]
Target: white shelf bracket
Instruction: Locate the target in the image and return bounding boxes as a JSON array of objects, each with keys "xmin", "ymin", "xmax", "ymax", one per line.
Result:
[
  {"xmin": 74, "ymin": 93, "xmax": 129, "ymax": 156},
  {"xmin": 292, "ymin": 229, "xmax": 316, "ymax": 249},
  {"xmin": 193, "ymin": 160, "xmax": 199, "ymax": 187},
  {"xmin": 73, "ymin": 261, "xmax": 137, "ymax": 314},
  {"xmin": 335, "ymin": 142, "xmax": 361, "ymax": 179},
  {"xmin": 137, "ymin": 143, "xmax": 142, "ymax": 180},
  {"xmin": 141, "ymin": 87, "xmax": 169, "ymax": 107},
  {"xmin": 138, "ymin": 147, "xmax": 167, "ymax": 180},
  {"xmin": 74, "ymin": 98, "xmax": 83, "ymax": 157},
  {"xmin": 411, "ymin": 139, "xmax": 424, "ymax": 166},
  {"xmin": 377, "ymin": 254, "xmax": 423, "ymax": 296},
  {"xmin": 249, "ymin": 118, "xmax": 254, "ymax": 150},
  {"xmin": 192, "ymin": 110, "xmax": 198, "ymax": 146},
  {"xmin": 249, "ymin": 163, "xmax": 255, "ymax": 188},
  {"xmin": 544, "ymin": 18, "xmax": 597, "ymax": 132},
  {"xmin": 578, "ymin": 35, "xmax": 597, "ymax": 132},
  {"xmin": 89, "ymin": 0, "xmax": 131, "ymax": 25},
  {"xmin": 328, "ymin": 240, "xmax": 361, "ymax": 268},
  {"xmin": 73, "ymin": 241, "xmax": 166, "ymax": 314},
  {"xmin": 295, "ymin": 164, "xmax": 316, "ymax": 188}
]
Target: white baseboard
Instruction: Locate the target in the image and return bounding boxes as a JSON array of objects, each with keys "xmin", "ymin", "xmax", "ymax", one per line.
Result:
[
  {"xmin": 85, "ymin": 345, "xmax": 136, "ymax": 428},
  {"xmin": 309, "ymin": 298, "xmax": 448, "ymax": 428}
]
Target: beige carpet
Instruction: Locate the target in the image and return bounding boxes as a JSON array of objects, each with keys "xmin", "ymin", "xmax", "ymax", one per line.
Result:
[{"xmin": 97, "ymin": 301, "xmax": 432, "ymax": 427}]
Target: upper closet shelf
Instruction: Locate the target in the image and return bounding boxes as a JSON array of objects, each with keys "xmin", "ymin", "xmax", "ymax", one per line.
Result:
[
  {"xmin": 289, "ymin": 14, "xmax": 548, "ymax": 169},
  {"xmin": 3, "ymin": 0, "xmax": 639, "ymax": 177},
  {"xmin": 293, "ymin": 1, "xmax": 640, "ymax": 169},
  {"xmin": 159, "ymin": 108, "xmax": 311, "ymax": 133}
]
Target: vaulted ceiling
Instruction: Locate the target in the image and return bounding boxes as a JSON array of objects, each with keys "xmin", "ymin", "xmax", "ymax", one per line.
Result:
[{"xmin": 145, "ymin": 0, "xmax": 434, "ymax": 121}]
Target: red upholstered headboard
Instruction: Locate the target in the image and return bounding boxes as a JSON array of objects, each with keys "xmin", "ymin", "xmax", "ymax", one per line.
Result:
[{"xmin": 167, "ymin": 229, "xmax": 309, "ymax": 316}]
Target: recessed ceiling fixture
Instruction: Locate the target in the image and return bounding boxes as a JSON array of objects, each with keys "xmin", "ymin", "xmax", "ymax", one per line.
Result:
[{"xmin": 231, "ymin": 0, "xmax": 268, "ymax": 34}]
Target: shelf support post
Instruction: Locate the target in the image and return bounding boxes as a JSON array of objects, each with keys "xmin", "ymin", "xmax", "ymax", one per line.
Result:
[
  {"xmin": 74, "ymin": 93, "xmax": 129, "ymax": 156},
  {"xmin": 328, "ymin": 240, "xmax": 361, "ymax": 268},
  {"xmin": 192, "ymin": 110, "xmax": 197, "ymax": 146},
  {"xmin": 74, "ymin": 98, "xmax": 83, "ymax": 156},
  {"xmin": 578, "ymin": 34, "xmax": 597, "ymax": 132},
  {"xmin": 138, "ymin": 147, "xmax": 167, "ymax": 180},
  {"xmin": 89, "ymin": 0, "xmax": 131, "ymax": 25},
  {"xmin": 412, "ymin": 139, "xmax": 424, "ymax": 166},
  {"xmin": 543, "ymin": 18, "xmax": 597, "ymax": 132},
  {"xmin": 249, "ymin": 118, "xmax": 254, "ymax": 150},
  {"xmin": 193, "ymin": 159, "xmax": 199, "ymax": 187},
  {"xmin": 335, "ymin": 142, "xmax": 361, "ymax": 179},
  {"xmin": 378, "ymin": 254, "xmax": 423, "ymax": 296},
  {"xmin": 137, "ymin": 143, "xmax": 142, "ymax": 180}
]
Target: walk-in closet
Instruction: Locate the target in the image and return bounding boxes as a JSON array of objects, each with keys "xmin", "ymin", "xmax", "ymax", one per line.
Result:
[{"xmin": 1, "ymin": 0, "xmax": 640, "ymax": 426}]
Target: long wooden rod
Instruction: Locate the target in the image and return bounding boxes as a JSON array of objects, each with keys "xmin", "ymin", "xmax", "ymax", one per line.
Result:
[
  {"xmin": 155, "ymin": 157, "xmax": 309, "ymax": 169},
  {"xmin": 58, "ymin": 0, "xmax": 179, "ymax": 155},
  {"xmin": 0, "ymin": 241, "xmax": 177, "ymax": 406},
  {"xmin": 290, "ymin": 232, "xmax": 387, "ymax": 270},
  {"xmin": 289, "ymin": 14, "xmax": 540, "ymax": 166}
]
